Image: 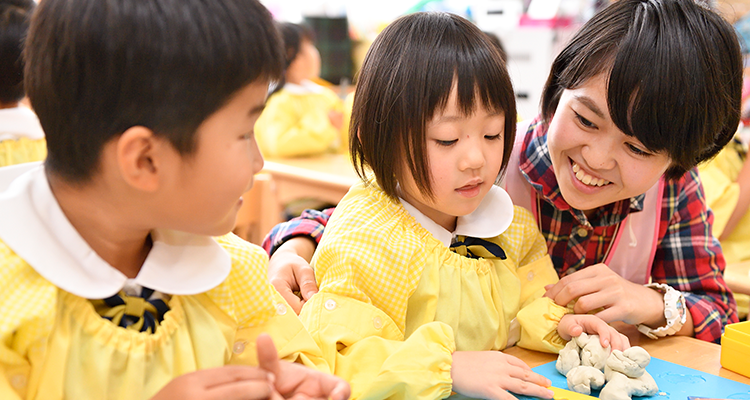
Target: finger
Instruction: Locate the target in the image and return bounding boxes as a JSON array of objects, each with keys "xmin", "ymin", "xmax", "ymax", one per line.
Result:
[
  {"xmin": 573, "ymin": 290, "xmax": 615, "ymax": 315},
  {"xmin": 206, "ymin": 380, "xmax": 275, "ymax": 400},
  {"xmin": 329, "ymin": 381, "xmax": 352, "ymax": 400},
  {"xmin": 593, "ymin": 305, "xmax": 625, "ymax": 324},
  {"xmin": 315, "ymin": 372, "xmax": 351, "ymax": 400},
  {"xmin": 199, "ymin": 366, "xmax": 270, "ymax": 388},
  {"xmin": 257, "ymin": 334, "xmax": 281, "ymax": 379},
  {"xmin": 553, "ymin": 276, "xmax": 606, "ymax": 308},
  {"xmin": 607, "ymin": 331, "xmax": 630, "ymax": 351},
  {"xmin": 507, "ymin": 367, "xmax": 551, "ymax": 388},
  {"xmin": 503, "ymin": 378, "xmax": 554, "ymax": 399},
  {"xmin": 487, "ymin": 387, "xmax": 520, "ymax": 400},
  {"xmin": 274, "ymin": 285, "xmax": 305, "ymax": 314},
  {"xmin": 294, "ymin": 264, "xmax": 319, "ymax": 301},
  {"xmin": 504, "ymin": 355, "xmax": 533, "ymax": 372}
]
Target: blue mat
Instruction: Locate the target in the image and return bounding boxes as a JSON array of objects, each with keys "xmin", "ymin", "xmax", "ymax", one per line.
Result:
[{"xmin": 516, "ymin": 358, "xmax": 750, "ymax": 400}]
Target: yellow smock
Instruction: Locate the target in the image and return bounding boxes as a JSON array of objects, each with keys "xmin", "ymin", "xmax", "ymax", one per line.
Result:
[
  {"xmin": 255, "ymin": 81, "xmax": 344, "ymax": 158},
  {"xmin": 0, "ymin": 234, "xmax": 329, "ymax": 400},
  {"xmin": 300, "ymin": 182, "xmax": 570, "ymax": 399},
  {"xmin": 698, "ymin": 137, "xmax": 750, "ymax": 318},
  {"xmin": 0, "ymin": 138, "xmax": 46, "ymax": 167}
]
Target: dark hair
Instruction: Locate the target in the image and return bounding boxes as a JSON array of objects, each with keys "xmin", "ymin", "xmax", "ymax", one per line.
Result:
[
  {"xmin": 0, "ymin": 0, "xmax": 34, "ymax": 104},
  {"xmin": 270, "ymin": 21, "xmax": 316, "ymax": 95},
  {"xmin": 541, "ymin": 0, "xmax": 742, "ymax": 180},
  {"xmin": 350, "ymin": 12, "xmax": 516, "ymax": 199},
  {"xmin": 24, "ymin": 0, "xmax": 284, "ymax": 182},
  {"xmin": 482, "ymin": 31, "xmax": 507, "ymax": 64}
]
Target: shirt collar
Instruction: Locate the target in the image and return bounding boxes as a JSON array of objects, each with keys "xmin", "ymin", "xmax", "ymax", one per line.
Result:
[
  {"xmin": 284, "ymin": 80, "xmax": 326, "ymax": 95},
  {"xmin": 0, "ymin": 165, "xmax": 231, "ymax": 299},
  {"xmin": 399, "ymin": 185, "xmax": 514, "ymax": 247},
  {"xmin": 0, "ymin": 106, "xmax": 45, "ymax": 141},
  {"xmin": 519, "ymin": 117, "xmax": 642, "ymax": 227}
]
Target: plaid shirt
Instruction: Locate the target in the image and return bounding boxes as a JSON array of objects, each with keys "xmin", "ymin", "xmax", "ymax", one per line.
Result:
[{"xmin": 262, "ymin": 118, "xmax": 739, "ymax": 343}]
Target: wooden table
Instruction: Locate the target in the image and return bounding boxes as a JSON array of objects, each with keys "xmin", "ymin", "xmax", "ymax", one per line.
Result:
[
  {"xmin": 234, "ymin": 154, "xmax": 359, "ymax": 245},
  {"xmin": 504, "ymin": 323, "xmax": 750, "ymax": 385}
]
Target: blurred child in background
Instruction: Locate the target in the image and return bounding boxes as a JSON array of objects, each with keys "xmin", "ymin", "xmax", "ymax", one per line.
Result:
[
  {"xmin": 0, "ymin": 0, "xmax": 44, "ymax": 167},
  {"xmin": 255, "ymin": 22, "xmax": 346, "ymax": 158}
]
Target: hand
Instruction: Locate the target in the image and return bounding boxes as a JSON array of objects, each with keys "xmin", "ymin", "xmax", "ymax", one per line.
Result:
[
  {"xmin": 257, "ymin": 334, "xmax": 350, "ymax": 400},
  {"xmin": 268, "ymin": 238, "xmax": 320, "ymax": 314},
  {"xmin": 328, "ymin": 110, "xmax": 343, "ymax": 131},
  {"xmin": 150, "ymin": 366, "xmax": 278, "ymax": 400},
  {"xmin": 557, "ymin": 314, "xmax": 630, "ymax": 351},
  {"xmin": 451, "ymin": 351, "xmax": 554, "ymax": 400},
  {"xmin": 543, "ymin": 263, "xmax": 664, "ymax": 326}
]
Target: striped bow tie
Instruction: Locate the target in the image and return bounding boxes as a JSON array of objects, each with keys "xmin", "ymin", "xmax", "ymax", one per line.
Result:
[
  {"xmin": 450, "ymin": 236, "xmax": 507, "ymax": 260},
  {"xmin": 91, "ymin": 287, "xmax": 169, "ymax": 334}
]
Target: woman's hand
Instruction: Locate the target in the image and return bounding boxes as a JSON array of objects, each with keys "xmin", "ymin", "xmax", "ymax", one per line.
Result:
[
  {"xmin": 543, "ymin": 263, "xmax": 665, "ymax": 327},
  {"xmin": 268, "ymin": 237, "xmax": 320, "ymax": 314},
  {"xmin": 451, "ymin": 351, "xmax": 554, "ymax": 400}
]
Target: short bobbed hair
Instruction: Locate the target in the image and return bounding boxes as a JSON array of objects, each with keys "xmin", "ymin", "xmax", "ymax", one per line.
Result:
[
  {"xmin": 0, "ymin": 0, "xmax": 34, "ymax": 104},
  {"xmin": 24, "ymin": 0, "xmax": 284, "ymax": 182},
  {"xmin": 350, "ymin": 12, "xmax": 516, "ymax": 199},
  {"xmin": 542, "ymin": 0, "xmax": 742, "ymax": 180}
]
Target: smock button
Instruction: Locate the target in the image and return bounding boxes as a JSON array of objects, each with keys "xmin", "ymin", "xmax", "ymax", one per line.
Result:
[
  {"xmin": 577, "ymin": 227, "xmax": 588, "ymax": 237},
  {"xmin": 373, "ymin": 316, "xmax": 383, "ymax": 329},
  {"xmin": 232, "ymin": 341, "xmax": 246, "ymax": 354},
  {"xmin": 324, "ymin": 299, "xmax": 337, "ymax": 311},
  {"xmin": 10, "ymin": 374, "xmax": 26, "ymax": 389},
  {"xmin": 527, "ymin": 271, "xmax": 535, "ymax": 281},
  {"xmin": 275, "ymin": 303, "xmax": 287, "ymax": 315}
]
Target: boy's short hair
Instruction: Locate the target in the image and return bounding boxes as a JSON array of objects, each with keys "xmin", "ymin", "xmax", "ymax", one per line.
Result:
[
  {"xmin": 24, "ymin": 0, "xmax": 284, "ymax": 183},
  {"xmin": 541, "ymin": 0, "xmax": 742, "ymax": 180},
  {"xmin": 350, "ymin": 12, "xmax": 516, "ymax": 199},
  {"xmin": 0, "ymin": 0, "xmax": 34, "ymax": 104}
]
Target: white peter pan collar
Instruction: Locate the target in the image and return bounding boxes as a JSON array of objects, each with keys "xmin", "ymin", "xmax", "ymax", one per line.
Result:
[
  {"xmin": 0, "ymin": 165, "xmax": 231, "ymax": 299},
  {"xmin": 284, "ymin": 80, "xmax": 326, "ymax": 94},
  {"xmin": 399, "ymin": 185, "xmax": 514, "ymax": 247}
]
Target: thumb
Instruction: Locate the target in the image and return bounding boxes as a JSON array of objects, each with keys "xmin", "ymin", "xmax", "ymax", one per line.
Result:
[{"xmin": 256, "ymin": 334, "xmax": 281, "ymax": 379}]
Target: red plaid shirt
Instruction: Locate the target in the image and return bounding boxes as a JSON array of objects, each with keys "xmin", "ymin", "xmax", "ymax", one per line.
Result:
[{"xmin": 263, "ymin": 119, "xmax": 738, "ymax": 343}]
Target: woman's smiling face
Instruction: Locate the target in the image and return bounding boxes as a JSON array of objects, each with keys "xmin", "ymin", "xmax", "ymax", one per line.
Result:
[{"xmin": 546, "ymin": 74, "xmax": 672, "ymax": 212}]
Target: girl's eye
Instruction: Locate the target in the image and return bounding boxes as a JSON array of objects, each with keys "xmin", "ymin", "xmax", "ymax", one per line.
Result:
[
  {"xmin": 241, "ymin": 132, "xmax": 254, "ymax": 140},
  {"xmin": 627, "ymin": 143, "xmax": 651, "ymax": 157},
  {"xmin": 485, "ymin": 134, "xmax": 502, "ymax": 141},
  {"xmin": 436, "ymin": 139, "xmax": 457, "ymax": 147},
  {"xmin": 574, "ymin": 112, "xmax": 597, "ymax": 129}
]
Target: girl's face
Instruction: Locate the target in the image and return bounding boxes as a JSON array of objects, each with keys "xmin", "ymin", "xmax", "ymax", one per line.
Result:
[
  {"xmin": 546, "ymin": 73, "xmax": 672, "ymax": 212},
  {"xmin": 399, "ymin": 87, "xmax": 506, "ymax": 231},
  {"xmin": 285, "ymin": 38, "xmax": 321, "ymax": 85}
]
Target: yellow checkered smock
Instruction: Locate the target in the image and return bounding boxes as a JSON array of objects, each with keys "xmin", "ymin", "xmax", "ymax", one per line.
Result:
[
  {"xmin": 300, "ymin": 182, "xmax": 570, "ymax": 400},
  {"xmin": 254, "ymin": 85, "xmax": 344, "ymax": 158},
  {"xmin": 0, "ymin": 234, "xmax": 328, "ymax": 400},
  {"xmin": 0, "ymin": 138, "xmax": 46, "ymax": 167}
]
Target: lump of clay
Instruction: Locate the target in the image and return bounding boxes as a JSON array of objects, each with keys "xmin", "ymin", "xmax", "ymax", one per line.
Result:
[
  {"xmin": 605, "ymin": 347, "xmax": 651, "ymax": 378},
  {"xmin": 566, "ymin": 366, "xmax": 605, "ymax": 395},
  {"xmin": 578, "ymin": 334, "xmax": 610, "ymax": 371},
  {"xmin": 599, "ymin": 369, "xmax": 659, "ymax": 400},
  {"xmin": 556, "ymin": 339, "xmax": 581, "ymax": 375},
  {"xmin": 600, "ymin": 347, "xmax": 658, "ymax": 400}
]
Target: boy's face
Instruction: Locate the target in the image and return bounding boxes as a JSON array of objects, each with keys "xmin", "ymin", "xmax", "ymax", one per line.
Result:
[
  {"xmin": 398, "ymin": 86, "xmax": 506, "ymax": 231},
  {"xmin": 546, "ymin": 74, "xmax": 671, "ymax": 212},
  {"xmin": 165, "ymin": 80, "xmax": 268, "ymax": 236},
  {"xmin": 286, "ymin": 39, "xmax": 321, "ymax": 84}
]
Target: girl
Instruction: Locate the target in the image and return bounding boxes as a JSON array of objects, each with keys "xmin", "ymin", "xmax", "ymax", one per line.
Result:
[
  {"xmin": 264, "ymin": 0, "xmax": 740, "ymax": 344},
  {"xmin": 254, "ymin": 22, "xmax": 345, "ymax": 158},
  {"xmin": 297, "ymin": 12, "xmax": 628, "ymax": 400}
]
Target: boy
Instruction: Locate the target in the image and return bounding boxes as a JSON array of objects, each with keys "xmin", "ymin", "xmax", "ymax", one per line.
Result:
[{"xmin": 0, "ymin": 0, "xmax": 349, "ymax": 399}]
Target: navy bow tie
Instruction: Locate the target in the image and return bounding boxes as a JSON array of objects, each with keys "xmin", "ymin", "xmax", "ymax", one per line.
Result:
[{"xmin": 450, "ymin": 236, "xmax": 506, "ymax": 260}]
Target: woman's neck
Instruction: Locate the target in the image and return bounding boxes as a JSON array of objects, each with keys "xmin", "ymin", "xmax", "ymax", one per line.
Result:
[{"xmin": 0, "ymin": 101, "xmax": 20, "ymax": 110}]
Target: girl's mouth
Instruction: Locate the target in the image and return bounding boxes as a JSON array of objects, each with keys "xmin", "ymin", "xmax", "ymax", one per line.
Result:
[{"xmin": 571, "ymin": 161, "xmax": 610, "ymax": 187}]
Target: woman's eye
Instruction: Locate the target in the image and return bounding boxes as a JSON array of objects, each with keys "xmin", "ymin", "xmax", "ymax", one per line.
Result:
[
  {"xmin": 436, "ymin": 139, "xmax": 457, "ymax": 146},
  {"xmin": 485, "ymin": 134, "xmax": 502, "ymax": 140},
  {"xmin": 574, "ymin": 112, "xmax": 596, "ymax": 129},
  {"xmin": 627, "ymin": 143, "xmax": 651, "ymax": 157}
]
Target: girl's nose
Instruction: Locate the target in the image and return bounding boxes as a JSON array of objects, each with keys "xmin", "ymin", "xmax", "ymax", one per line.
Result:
[
  {"xmin": 581, "ymin": 141, "xmax": 616, "ymax": 171},
  {"xmin": 460, "ymin": 143, "xmax": 486, "ymax": 171}
]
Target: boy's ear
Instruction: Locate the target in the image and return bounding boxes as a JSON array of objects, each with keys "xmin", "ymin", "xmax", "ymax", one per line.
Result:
[{"xmin": 115, "ymin": 126, "xmax": 163, "ymax": 192}]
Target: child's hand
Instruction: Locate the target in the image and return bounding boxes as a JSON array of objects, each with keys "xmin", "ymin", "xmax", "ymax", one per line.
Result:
[
  {"xmin": 268, "ymin": 239, "xmax": 319, "ymax": 314},
  {"xmin": 150, "ymin": 365, "xmax": 279, "ymax": 400},
  {"xmin": 257, "ymin": 334, "xmax": 351, "ymax": 400},
  {"xmin": 557, "ymin": 314, "xmax": 630, "ymax": 351},
  {"xmin": 451, "ymin": 350, "xmax": 554, "ymax": 400},
  {"xmin": 328, "ymin": 110, "xmax": 343, "ymax": 131}
]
